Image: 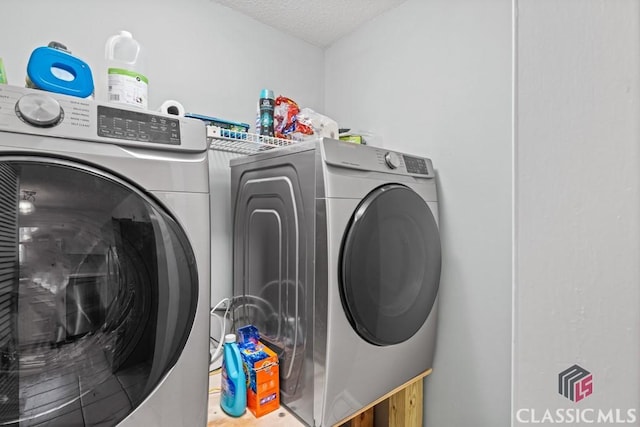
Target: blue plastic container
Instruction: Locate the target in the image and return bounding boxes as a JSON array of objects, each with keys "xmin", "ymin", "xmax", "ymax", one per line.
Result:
[
  {"xmin": 220, "ymin": 333, "xmax": 247, "ymax": 417},
  {"xmin": 26, "ymin": 45, "xmax": 94, "ymax": 98}
]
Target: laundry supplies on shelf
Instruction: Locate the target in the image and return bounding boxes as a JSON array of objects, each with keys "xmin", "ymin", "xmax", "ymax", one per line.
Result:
[{"xmin": 105, "ymin": 30, "xmax": 147, "ymax": 109}]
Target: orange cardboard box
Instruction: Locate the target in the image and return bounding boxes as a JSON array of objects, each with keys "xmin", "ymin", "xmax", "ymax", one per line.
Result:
[
  {"xmin": 238, "ymin": 326, "xmax": 280, "ymax": 418},
  {"xmin": 246, "ymin": 345, "xmax": 279, "ymax": 417}
]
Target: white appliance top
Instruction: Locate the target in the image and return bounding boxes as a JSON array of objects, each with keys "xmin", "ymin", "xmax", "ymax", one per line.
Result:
[{"xmin": 0, "ymin": 85, "xmax": 206, "ymax": 152}]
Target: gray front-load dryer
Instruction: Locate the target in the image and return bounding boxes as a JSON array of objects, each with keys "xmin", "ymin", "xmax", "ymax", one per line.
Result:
[
  {"xmin": 231, "ymin": 138, "xmax": 441, "ymax": 427},
  {"xmin": 0, "ymin": 85, "xmax": 210, "ymax": 426}
]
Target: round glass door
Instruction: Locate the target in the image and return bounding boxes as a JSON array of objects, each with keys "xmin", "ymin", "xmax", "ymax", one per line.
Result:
[
  {"xmin": 339, "ymin": 184, "xmax": 441, "ymax": 346},
  {"xmin": 0, "ymin": 158, "xmax": 198, "ymax": 426}
]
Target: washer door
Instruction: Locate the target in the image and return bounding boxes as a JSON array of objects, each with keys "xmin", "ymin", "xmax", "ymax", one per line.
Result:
[
  {"xmin": 339, "ymin": 183, "xmax": 441, "ymax": 346},
  {"xmin": 0, "ymin": 158, "xmax": 198, "ymax": 426}
]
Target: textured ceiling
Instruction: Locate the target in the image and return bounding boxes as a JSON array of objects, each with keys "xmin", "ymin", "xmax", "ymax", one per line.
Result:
[{"xmin": 209, "ymin": 0, "xmax": 408, "ymax": 47}]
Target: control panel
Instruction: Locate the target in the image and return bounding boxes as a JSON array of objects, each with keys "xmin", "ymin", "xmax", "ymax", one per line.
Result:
[
  {"xmin": 322, "ymin": 138, "xmax": 434, "ymax": 178},
  {"xmin": 402, "ymin": 154, "xmax": 430, "ymax": 175},
  {"xmin": 0, "ymin": 85, "xmax": 205, "ymax": 152},
  {"xmin": 97, "ymin": 106, "xmax": 180, "ymax": 145}
]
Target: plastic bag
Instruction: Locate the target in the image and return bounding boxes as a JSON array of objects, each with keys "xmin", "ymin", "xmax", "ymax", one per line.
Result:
[
  {"xmin": 296, "ymin": 108, "xmax": 339, "ymax": 139},
  {"xmin": 274, "ymin": 96, "xmax": 313, "ymax": 139}
]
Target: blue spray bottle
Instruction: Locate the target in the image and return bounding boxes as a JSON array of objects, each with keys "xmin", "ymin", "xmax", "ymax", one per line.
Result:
[{"xmin": 220, "ymin": 333, "xmax": 247, "ymax": 417}]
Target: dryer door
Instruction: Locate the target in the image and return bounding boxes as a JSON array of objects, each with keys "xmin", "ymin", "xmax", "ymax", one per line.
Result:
[
  {"xmin": 0, "ymin": 158, "xmax": 198, "ymax": 426},
  {"xmin": 339, "ymin": 183, "xmax": 441, "ymax": 346}
]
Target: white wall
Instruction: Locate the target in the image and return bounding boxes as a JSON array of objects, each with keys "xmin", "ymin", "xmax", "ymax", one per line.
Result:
[
  {"xmin": 0, "ymin": 0, "xmax": 324, "ymax": 367},
  {"xmin": 325, "ymin": 1, "xmax": 513, "ymax": 426},
  {"xmin": 13, "ymin": 2, "xmax": 637, "ymax": 426},
  {"xmin": 513, "ymin": 0, "xmax": 640, "ymax": 423},
  {"xmin": 0, "ymin": 0, "xmax": 324, "ymax": 129}
]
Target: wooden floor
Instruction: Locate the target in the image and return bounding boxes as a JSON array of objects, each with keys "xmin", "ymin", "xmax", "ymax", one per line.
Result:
[
  {"xmin": 207, "ymin": 369, "xmax": 431, "ymax": 427},
  {"xmin": 207, "ymin": 370, "xmax": 304, "ymax": 426}
]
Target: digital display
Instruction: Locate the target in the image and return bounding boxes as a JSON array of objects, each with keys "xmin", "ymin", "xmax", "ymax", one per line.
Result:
[
  {"xmin": 97, "ymin": 106, "xmax": 181, "ymax": 145},
  {"xmin": 403, "ymin": 155, "xmax": 429, "ymax": 175}
]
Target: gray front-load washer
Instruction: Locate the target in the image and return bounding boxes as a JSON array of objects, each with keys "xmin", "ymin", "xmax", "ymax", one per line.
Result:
[
  {"xmin": 231, "ymin": 138, "xmax": 441, "ymax": 426},
  {"xmin": 0, "ymin": 85, "xmax": 210, "ymax": 426}
]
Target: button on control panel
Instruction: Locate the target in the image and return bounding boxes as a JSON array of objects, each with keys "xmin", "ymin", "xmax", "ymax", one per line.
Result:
[
  {"xmin": 15, "ymin": 93, "xmax": 64, "ymax": 127},
  {"xmin": 384, "ymin": 151, "xmax": 401, "ymax": 169}
]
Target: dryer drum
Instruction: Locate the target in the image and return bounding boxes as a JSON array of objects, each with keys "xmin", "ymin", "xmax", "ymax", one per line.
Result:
[
  {"xmin": 0, "ymin": 159, "xmax": 198, "ymax": 426},
  {"xmin": 339, "ymin": 183, "xmax": 442, "ymax": 346}
]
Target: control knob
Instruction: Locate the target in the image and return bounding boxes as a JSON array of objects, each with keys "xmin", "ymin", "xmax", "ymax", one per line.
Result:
[
  {"xmin": 15, "ymin": 93, "xmax": 63, "ymax": 127},
  {"xmin": 384, "ymin": 151, "xmax": 401, "ymax": 169}
]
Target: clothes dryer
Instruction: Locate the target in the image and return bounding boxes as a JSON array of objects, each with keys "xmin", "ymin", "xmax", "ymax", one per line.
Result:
[
  {"xmin": 231, "ymin": 138, "xmax": 441, "ymax": 427},
  {"xmin": 0, "ymin": 85, "xmax": 210, "ymax": 426}
]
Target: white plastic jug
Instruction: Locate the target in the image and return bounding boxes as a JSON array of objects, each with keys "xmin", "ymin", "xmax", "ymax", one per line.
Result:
[{"xmin": 105, "ymin": 30, "xmax": 147, "ymax": 109}]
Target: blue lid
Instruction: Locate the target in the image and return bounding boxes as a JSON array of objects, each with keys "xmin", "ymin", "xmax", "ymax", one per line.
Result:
[
  {"xmin": 27, "ymin": 47, "xmax": 94, "ymax": 98},
  {"xmin": 260, "ymin": 89, "xmax": 274, "ymax": 100}
]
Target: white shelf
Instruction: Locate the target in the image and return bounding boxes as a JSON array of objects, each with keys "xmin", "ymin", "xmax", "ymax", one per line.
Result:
[{"xmin": 207, "ymin": 126, "xmax": 298, "ymax": 155}]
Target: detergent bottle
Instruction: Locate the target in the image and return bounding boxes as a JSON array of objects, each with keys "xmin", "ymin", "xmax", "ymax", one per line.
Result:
[
  {"xmin": 105, "ymin": 30, "xmax": 148, "ymax": 108},
  {"xmin": 220, "ymin": 333, "xmax": 247, "ymax": 417}
]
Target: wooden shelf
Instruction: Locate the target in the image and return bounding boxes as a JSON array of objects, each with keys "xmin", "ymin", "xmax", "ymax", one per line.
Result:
[{"xmin": 207, "ymin": 369, "xmax": 432, "ymax": 427}]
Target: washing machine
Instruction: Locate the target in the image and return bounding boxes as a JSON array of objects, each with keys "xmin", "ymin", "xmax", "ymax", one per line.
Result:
[
  {"xmin": 230, "ymin": 138, "xmax": 441, "ymax": 427},
  {"xmin": 0, "ymin": 85, "xmax": 210, "ymax": 426}
]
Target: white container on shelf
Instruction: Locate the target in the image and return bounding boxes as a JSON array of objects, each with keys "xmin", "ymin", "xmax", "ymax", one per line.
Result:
[{"xmin": 105, "ymin": 30, "xmax": 147, "ymax": 109}]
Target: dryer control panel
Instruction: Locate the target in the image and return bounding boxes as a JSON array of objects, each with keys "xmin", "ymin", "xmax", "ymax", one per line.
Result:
[
  {"xmin": 321, "ymin": 137, "xmax": 435, "ymax": 178},
  {"xmin": 0, "ymin": 85, "xmax": 205, "ymax": 152}
]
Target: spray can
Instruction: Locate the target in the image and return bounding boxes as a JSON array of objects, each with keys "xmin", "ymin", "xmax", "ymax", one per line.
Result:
[
  {"xmin": 258, "ymin": 89, "xmax": 275, "ymax": 137},
  {"xmin": 220, "ymin": 333, "xmax": 247, "ymax": 417},
  {"xmin": 105, "ymin": 30, "xmax": 148, "ymax": 109}
]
